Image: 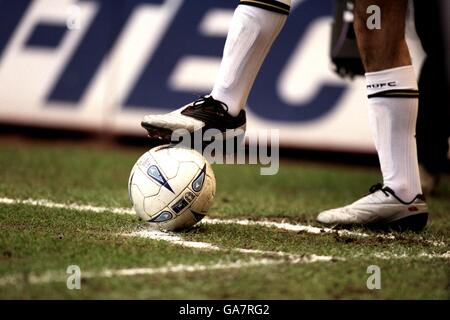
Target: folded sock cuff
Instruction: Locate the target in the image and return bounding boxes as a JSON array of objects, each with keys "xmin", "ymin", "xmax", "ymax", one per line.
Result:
[
  {"xmin": 239, "ymin": 0, "xmax": 291, "ymax": 15},
  {"xmin": 365, "ymin": 66, "xmax": 418, "ymax": 98}
]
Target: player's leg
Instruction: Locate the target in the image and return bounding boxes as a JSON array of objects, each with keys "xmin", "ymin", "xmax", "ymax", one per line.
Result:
[
  {"xmin": 141, "ymin": 0, "xmax": 290, "ymax": 141},
  {"xmin": 317, "ymin": 0, "xmax": 428, "ymax": 231},
  {"xmin": 356, "ymin": 0, "xmax": 421, "ymax": 200}
]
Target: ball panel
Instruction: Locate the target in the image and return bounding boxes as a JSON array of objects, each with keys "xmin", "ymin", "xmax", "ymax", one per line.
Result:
[
  {"xmin": 143, "ymin": 196, "xmax": 167, "ymax": 219},
  {"xmin": 150, "ymin": 148, "xmax": 180, "ymax": 180},
  {"xmin": 135, "ymin": 151, "xmax": 153, "ymax": 168},
  {"xmin": 130, "ymin": 184, "xmax": 149, "ymax": 220},
  {"xmin": 158, "ymin": 208, "xmax": 198, "ymax": 231},
  {"xmin": 167, "ymin": 147, "xmax": 205, "ymax": 169},
  {"xmin": 205, "ymin": 161, "xmax": 216, "ymax": 197},
  {"xmin": 132, "ymin": 166, "xmax": 162, "ymax": 197},
  {"xmin": 168, "ymin": 162, "xmax": 202, "ymax": 193}
]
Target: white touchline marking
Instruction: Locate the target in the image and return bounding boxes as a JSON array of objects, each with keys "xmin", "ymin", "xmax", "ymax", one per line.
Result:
[
  {"xmin": 203, "ymin": 217, "xmax": 377, "ymax": 238},
  {"xmin": 124, "ymin": 229, "xmax": 222, "ymax": 251},
  {"xmin": 370, "ymin": 251, "xmax": 450, "ymax": 260},
  {"xmin": 125, "ymin": 230, "xmax": 450, "ymax": 260},
  {"xmin": 0, "ymin": 197, "xmax": 449, "ymax": 287},
  {"xmin": 201, "ymin": 219, "xmax": 445, "ymax": 247},
  {"xmin": 0, "ymin": 197, "xmax": 446, "ymax": 247},
  {"xmin": 0, "ymin": 257, "xmax": 324, "ymax": 287},
  {"xmin": 124, "ymin": 229, "xmax": 340, "ymax": 262},
  {"xmin": 0, "ymin": 197, "xmax": 134, "ymax": 215},
  {"xmin": 0, "ymin": 250, "xmax": 448, "ymax": 287}
]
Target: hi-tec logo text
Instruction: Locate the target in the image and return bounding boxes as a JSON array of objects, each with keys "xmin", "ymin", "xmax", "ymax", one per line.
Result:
[{"xmin": 0, "ymin": 0, "xmax": 347, "ymax": 123}]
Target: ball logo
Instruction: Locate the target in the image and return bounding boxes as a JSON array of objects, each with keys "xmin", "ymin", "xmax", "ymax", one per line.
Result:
[
  {"xmin": 192, "ymin": 165, "xmax": 206, "ymax": 192},
  {"xmin": 149, "ymin": 211, "xmax": 173, "ymax": 222},
  {"xmin": 147, "ymin": 165, "xmax": 174, "ymax": 193},
  {"xmin": 184, "ymin": 191, "xmax": 195, "ymax": 202}
]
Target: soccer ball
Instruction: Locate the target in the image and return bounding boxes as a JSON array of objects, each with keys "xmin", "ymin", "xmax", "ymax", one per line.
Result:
[{"xmin": 128, "ymin": 145, "xmax": 216, "ymax": 231}]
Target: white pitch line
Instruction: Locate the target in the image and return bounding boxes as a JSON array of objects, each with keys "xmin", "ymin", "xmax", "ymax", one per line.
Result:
[
  {"xmin": 371, "ymin": 251, "xmax": 450, "ymax": 260},
  {"xmin": 125, "ymin": 229, "xmax": 339, "ymax": 262},
  {"xmin": 1, "ymin": 196, "xmax": 365, "ymax": 238},
  {"xmin": 0, "ymin": 197, "xmax": 134, "ymax": 215},
  {"xmin": 0, "ymin": 197, "xmax": 446, "ymax": 247},
  {"xmin": 0, "ymin": 196, "xmax": 449, "ymax": 287},
  {"xmin": 125, "ymin": 230, "xmax": 450, "ymax": 260},
  {"xmin": 124, "ymin": 229, "xmax": 222, "ymax": 251},
  {"xmin": 202, "ymin": 217, "xmax": 375, "ymax": 238},
  {"xmin": 0, "ymin": 249, "xmax": 448, "ymax": 287},
  {"xmin": 0, "ymin": 257, "xmax": 322, "ymax": 287},
  {"xmin": 204, "ymin": 219, "xmax": 446, "ymax": 247}
]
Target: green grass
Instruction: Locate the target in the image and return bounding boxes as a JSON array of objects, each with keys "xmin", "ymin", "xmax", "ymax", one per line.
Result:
[{"xmin": 0, "ymin": 142, "xmax": 449, "ymax": 299}]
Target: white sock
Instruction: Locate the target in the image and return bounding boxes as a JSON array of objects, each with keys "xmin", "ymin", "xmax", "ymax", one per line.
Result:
[
  {"xmin": 366, "ymin": 65, "xmax": 422, "ymax": 201},
  {"xmin": 210, "ymin": 0, "xmax": 290, "ymax": 116}
]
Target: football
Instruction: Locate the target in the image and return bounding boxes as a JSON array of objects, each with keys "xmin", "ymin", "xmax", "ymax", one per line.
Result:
[{"xmin": 128, "ymin": 145, "xmax": 216, "ymax": 231}]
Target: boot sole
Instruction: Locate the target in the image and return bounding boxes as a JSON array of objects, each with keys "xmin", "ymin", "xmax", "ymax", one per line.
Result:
[
  {"xmin": 320, "ymin": 212, "xmax": 429, "ymax": 233},
  {"xmin": 371, "ymin": 212, "xmax": 428, "ymax": 232}
]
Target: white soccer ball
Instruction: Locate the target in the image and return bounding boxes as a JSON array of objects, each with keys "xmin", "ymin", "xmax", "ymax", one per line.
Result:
[{"xmin": 128, "ymin": 145, "xmax": 216, "ymax": 231}]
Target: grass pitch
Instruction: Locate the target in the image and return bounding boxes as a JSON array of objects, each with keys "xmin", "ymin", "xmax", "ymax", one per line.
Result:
[{"xmin": 0, "ymin": 142, "xmax": 449, "ymax": 299}]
